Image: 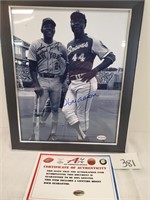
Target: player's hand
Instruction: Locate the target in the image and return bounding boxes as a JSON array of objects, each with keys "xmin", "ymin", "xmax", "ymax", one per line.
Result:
[
  {"xmin": 59, "ymin": 75, "xmax": 66, "ymax": 84},
  {"xmin": 81, "ymin": 68, "xmax": 98, "ymax": 82},
  {"xmin": 34, "ymin": 86, "xmax": 44, "ymax": 97}
]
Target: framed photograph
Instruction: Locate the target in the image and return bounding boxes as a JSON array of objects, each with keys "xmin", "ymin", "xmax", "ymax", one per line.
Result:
[{"xmin": 1, "ymin": 0, "xmax": 144, "ymax": 152}]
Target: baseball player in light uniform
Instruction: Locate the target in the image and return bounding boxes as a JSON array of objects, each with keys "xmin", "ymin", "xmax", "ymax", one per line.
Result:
[
  {"xmin": 40, "ymin": 79, "xmax": 69, "ymax": 124},
  {"xmin": 28, "ymin": 18, "xmax": 68, "ymax": 140},
  {"xmin": 62, "ymin": 11, "xmax": 116, "ymax": 141}
]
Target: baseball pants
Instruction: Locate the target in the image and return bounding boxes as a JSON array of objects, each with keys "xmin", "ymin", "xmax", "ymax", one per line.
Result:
[
  {"xmin": 62, "ymin": 77, "xmax": 97, "ymax": 132},
  {"xmin": 34, "ymin": 76, "xmax": 62, "ymax": 123}
]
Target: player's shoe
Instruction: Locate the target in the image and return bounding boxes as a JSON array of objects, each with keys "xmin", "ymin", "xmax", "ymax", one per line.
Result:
[
  {"xmin": 47, "ymin": 133, "xmax": 57, "ymax": 141},
  {"xmin": 76, "ymin": 136, "xmax": 89, "ymax": 142},
  {"xmin": 28, "ymin": 133, "xmax": 35, "ymax": 141}
]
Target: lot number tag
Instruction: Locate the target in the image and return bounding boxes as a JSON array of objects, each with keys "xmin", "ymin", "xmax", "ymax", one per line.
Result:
[{"xmin": 111, "ymin": 153, "xmax": 141, "ymax": 169}]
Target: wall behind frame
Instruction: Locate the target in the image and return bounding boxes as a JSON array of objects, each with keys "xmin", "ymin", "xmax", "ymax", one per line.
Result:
[
  {"xmin": 0, "ymin": 0, "xmax": 149, "ymax": 134},
  {"xmin": 127, "ymin": 0, "xmax": 149, "ymax": 133}
]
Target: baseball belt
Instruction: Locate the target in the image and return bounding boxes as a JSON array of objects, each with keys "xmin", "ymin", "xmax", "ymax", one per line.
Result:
[
  {"xmin": 39, "ymin": 73, "xmax": 59, "ymax": 78},
  {"xmin": 70, "ymin": 73, "xmax": 86, "ymax": 80}
]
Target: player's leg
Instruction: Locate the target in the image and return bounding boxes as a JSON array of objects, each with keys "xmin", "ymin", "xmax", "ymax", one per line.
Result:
[
  {"xmin": 31, "ymin": 89, "xmax": 49, "ymax": 140},
  {"xmin": 76, "ymin": 77, "xmax": 97, "ymax": 133},
  {"xmin": 33, "ymin": 92, "xmax": 49, "ymax": 124},
  {"xmin": 62, "ymin": 84, "xmax": 86, "ymax": 140},
  {"xmin": 41, "ymin": 98, "xmax": 51, "ymax": 124},
  {"xmin": 59, "ymin": 81, "xmax": 68, "ymax": 109},
  {"xmin": 47, "ymin": 78, "xmax": 62, "ymax": 140},
  {"xmin": 30, "ymin": 77, "xmax": 51, "ymax": 140},
  {"xmin": 37, "ymin": 77, "xmax": 51, "ymax": 127},
  {"xmin": 39, "ymin": 91, "xmax": 50, "ymax": 116},
  {"xmin": 62, "ymin": 86, "xmax": 78, "ymax": 125},
  {"xmin": 30, "ymin": 96, "xmax": 40, "ymax": 141},
  {"xmin": 33, "ymin": 96, "xmax": 38, "ymax": 125}
]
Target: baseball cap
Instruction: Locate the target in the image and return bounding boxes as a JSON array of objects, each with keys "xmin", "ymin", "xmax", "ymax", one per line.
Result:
[
  {"xmin": 41, "ymin": 18, "xmax": 56, "ymax": 28},
  {"xmin": 70, "ymin": 11, "xmax": 87, "ymax": 23}
]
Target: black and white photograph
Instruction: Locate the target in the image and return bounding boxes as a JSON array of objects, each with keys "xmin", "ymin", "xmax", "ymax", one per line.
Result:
[
  {"xmin": 1, "ymin": 0, "xmax": 144, "ymax": 152},
  {"xmin": 10, "ymin": 7, "xmax": 129, "ymax": 142}
]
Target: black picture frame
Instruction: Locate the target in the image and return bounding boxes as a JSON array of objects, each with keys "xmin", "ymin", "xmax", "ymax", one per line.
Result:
[{"xmin": 1, "ymin": 0, "xmax": 144, "ymax": 152}]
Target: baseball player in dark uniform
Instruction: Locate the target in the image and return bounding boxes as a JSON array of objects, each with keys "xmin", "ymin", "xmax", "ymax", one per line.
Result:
[
  {"xmin": 62, "ymin": 11, "xmax": 116, "ymax": 142},
  {"xmin": 28, "ymin": 18, "xmax": 68, "ymax": 140}
]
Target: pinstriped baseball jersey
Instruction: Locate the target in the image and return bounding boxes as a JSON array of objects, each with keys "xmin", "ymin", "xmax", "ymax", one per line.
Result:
[
  {"xmin": 67, "ymin": 34, "xmax": 110, "ymax": 76},
  {"xmin": 28, "ymin": 39, "xmax": 67, "ymax": 75}
]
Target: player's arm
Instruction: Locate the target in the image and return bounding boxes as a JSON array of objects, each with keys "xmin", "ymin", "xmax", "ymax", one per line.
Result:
[
  {"xmin": 59, "ymin": 45, "xmax": 69, "ymax": 83},
  {"xmin": 29, "ymin": 60, "xmax": 39, "ymax": 86},
  {"xmin": 61, "ymin": 44, "xmax": 68, "ymax": 62},
  {"xmin": 81, "ymin": 39, "xmax": 116, "ymax": 82},
  {"xmin": 28, "ymin": 43, "xmax": 43, "ymax": 97},
  {"xmin": 29, "ymin": 60, "xmax": 43, "ymax": 97},
  {"xmin": 81, "ymin": 53, "xmax": 115, "ymax": 82},
  {"xmin": 60, "ymin": 64, "xmax": 69, "ymax": 84},
  {"xmin": 93, "ymin": 39, "xmax": 116, "ymax": 70},
  {"xmin": 95, "ymin": 51, "xmax": 116, "ymax": 71}
]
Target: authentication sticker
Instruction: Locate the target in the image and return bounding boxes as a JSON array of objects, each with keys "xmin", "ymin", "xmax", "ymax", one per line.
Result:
[{"xmin": 97, "ymin": 135, "xmax": 107, "ymax": 141}]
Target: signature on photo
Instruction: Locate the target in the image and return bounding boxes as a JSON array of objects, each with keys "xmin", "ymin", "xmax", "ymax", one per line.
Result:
[{"xmin": 63, "ymin": 92, "xmax": 99, "ymax": 107}]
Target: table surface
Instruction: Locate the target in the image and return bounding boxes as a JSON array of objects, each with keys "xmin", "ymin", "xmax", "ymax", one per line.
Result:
[{"xmin": 0, "ymin": 126, "xmax": 149, "ymax": 200}]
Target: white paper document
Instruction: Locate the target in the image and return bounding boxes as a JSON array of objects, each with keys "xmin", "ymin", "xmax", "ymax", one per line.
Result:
[{"xmin": 24, "ymin": 153, "xmax": 119, "ymax": 200}]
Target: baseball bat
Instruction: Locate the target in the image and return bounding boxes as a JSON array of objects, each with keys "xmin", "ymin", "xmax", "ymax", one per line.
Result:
[{"xmin": 33, "ymin": 97, "xmax": 40, "ymax": 140}]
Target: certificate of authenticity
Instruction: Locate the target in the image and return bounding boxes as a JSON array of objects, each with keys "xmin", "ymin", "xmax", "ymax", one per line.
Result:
[{"xmin": 24, "ymin": 153, "xmax": 119, "ymax": 200}]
